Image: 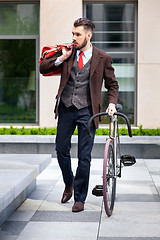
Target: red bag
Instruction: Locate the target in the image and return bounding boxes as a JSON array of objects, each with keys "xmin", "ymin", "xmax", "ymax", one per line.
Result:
[{"xmin": 39, "ymin": 43, "xmax": 73, "ymax": 76}]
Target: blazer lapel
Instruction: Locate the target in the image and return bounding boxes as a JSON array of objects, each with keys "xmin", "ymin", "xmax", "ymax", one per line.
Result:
[
  {"xmin": 90, "ymin": 46, "xmax": 101, "ymax": 80},
  {"xmin": 67, "ymin": 48, "xmax": 76, "ymax": 76}
]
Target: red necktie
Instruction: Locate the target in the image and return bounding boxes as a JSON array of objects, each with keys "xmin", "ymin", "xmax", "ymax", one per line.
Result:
[{"xmin": 78, "ymin": 51, "xmax": 84, "ymax": 69}]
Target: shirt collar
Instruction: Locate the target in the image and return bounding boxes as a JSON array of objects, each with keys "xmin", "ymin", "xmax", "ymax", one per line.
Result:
[{"xmin": 76, "ymin": 44, "xmax": 93, "ymax": 59}]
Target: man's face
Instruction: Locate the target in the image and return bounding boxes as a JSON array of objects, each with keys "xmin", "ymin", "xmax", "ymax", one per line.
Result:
[{"xmin": 72, "ymin": 26, "xmax": 91, "ymax": 50}]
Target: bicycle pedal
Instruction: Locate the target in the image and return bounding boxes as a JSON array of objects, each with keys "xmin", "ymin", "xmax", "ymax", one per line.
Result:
[
  {"xmin": 121, "ymin": 155, "xmax": 136, "ymax": 166},
  {"xmin": 92, "ymin": 185, "xmax": 103, "ymax": 197}
]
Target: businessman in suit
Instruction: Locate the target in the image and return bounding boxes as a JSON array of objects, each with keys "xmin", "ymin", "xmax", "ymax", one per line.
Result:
[{"xmin": 40, "ymin": 18, "xmax": 119, "ymax": 212}]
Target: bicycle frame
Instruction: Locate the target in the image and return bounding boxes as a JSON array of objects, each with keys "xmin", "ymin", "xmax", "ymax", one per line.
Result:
[
  {"xmin": 109, "ymin": 115, "xmax": 118, "ymax": 177},
  {"xmin": 87, "ymin": 110, "xmax": 135, "ymax": 216},
  {"xmin": 87, "ymin": 111, "xmax": 132, "ymax": 177}
]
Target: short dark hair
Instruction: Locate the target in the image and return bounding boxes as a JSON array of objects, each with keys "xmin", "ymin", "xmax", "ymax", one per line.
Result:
[{"xmin": 73, "ymin": 18, "xmax": 95, "ymax": 33}]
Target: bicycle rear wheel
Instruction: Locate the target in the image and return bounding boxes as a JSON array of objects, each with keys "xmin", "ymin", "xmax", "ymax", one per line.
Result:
[{"xmin": 103, "ymin": 138, "xmax": 116, "ymax": 217}]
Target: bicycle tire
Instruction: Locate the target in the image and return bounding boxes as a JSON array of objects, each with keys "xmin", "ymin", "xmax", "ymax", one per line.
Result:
[{"xmin": 103, "ymin": 138, "xmax": 116, "ymax": 217}]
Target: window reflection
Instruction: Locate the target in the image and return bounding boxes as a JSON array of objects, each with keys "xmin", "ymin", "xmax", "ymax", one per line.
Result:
[
  {"xmin": 0, "ymin": 39, "xmax": 36, "ymax": 123},
  {"xmin": 86, "ymin": 3, "xmax": 136, "ymax": 124},
  {"xmin": 0, "ymin": 4, "xmax": 39, "ymax": 35},
  {"xmin": 0, "ymin": 2, "xmax": 39, "ymax": 123}
]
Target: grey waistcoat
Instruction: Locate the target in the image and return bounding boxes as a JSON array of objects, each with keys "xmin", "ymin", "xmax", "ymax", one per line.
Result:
[{"xmin": 61, "ymin": 56, "xmax": 91, "ymax": 109}]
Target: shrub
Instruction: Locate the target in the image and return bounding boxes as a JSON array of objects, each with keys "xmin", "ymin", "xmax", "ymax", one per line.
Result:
[{"xmin": 0, "ymin": 125, "xmax": 159, "ymax": 136}]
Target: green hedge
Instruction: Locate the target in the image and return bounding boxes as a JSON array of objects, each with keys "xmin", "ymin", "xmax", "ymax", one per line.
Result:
[
  {"xmin": 0, "ymin": 126, "xmax": 57, "ymax": 135},
  {"xmin": 0, "ymin": 125, "xmax": 159, "ymax": 136}
]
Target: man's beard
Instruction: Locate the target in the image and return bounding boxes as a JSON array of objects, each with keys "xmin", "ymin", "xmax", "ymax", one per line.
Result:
[{"xmin": 74, "ymin": 37, "xmax": 87, "ymax": 50}]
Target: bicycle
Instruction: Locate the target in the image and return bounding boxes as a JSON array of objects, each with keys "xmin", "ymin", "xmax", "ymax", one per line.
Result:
[{"xmin": 87, "ymin": 105, "xmax": 136, "ymax": 217}]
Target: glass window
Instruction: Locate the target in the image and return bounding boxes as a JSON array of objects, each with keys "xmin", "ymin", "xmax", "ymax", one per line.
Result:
[
  {"xmin": 85, "ymin": 2, "xmax": 137, "ymax": 124},
  {"xmin": 0, "ymin": 3, "xmax": 39, "ymax": 35},
  {"xmin": 0, "ymin": 39, "xmax": 37, "ymax": 123},
  {"xmin": 0, "ymin": 3, "xmax": 39, "ymax": 124}
]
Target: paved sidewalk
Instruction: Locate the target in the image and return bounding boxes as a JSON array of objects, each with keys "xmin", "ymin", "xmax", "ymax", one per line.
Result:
[{"xmin": 0, "ymin": 157, "xmax": 160, "ymax": 240}]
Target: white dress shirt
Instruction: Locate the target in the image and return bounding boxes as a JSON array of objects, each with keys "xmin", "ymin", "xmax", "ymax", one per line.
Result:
[{"xmin": 55, "ymin": 45, "xmax": 93, "ymax": 66}]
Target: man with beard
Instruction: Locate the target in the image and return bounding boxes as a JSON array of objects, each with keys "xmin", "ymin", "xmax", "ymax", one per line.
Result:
[{"xmin": 40, "ymin": 18, "xmax": 119, "ymax": 212}]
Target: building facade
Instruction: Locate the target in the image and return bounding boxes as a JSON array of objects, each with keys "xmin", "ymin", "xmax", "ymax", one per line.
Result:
[{"xmin": 0, "ymin": 0, "xmax": 160, "ymax": 128}]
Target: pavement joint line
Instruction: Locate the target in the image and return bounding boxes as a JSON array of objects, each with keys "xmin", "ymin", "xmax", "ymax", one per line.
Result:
[{"xmin": 0, "ymin": 158, "xmax": 160, "ymax": 239}]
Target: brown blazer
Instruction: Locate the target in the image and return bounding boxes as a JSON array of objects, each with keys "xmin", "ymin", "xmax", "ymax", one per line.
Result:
[{"xmin": 40, "ymin": 46, "xmax": 119, "ymax": 128}]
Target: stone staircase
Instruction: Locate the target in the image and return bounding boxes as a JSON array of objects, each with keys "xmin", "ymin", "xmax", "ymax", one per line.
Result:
[{"xmin": 0, "ymin": 154, "xmax": 51, "ymax": 226}]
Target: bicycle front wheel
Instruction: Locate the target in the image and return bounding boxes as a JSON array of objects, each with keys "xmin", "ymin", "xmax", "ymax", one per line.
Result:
[{"xmin": 103, "ymin": 138, "xmax": 116, "ymax": 217}]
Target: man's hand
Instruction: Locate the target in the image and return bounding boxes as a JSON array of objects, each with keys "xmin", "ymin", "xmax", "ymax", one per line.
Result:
[
  {"xmin": 106, "ymin": 103, "xmax": 116, "ymax": 116},
  {"xmin": 59, "ymin": 46, "xmax": 73, "ymax": 62}
]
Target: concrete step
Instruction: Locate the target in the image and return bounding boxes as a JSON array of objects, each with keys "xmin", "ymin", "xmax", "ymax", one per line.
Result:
[{"xmin": 0, "ymin": 154, "xmax": 51, "ymax": 227}]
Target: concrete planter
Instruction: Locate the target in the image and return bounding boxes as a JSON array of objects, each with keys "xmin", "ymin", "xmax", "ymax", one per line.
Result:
[{"xmin": 0, "ymin": 135, "xmax": 160, "ymax": 159}]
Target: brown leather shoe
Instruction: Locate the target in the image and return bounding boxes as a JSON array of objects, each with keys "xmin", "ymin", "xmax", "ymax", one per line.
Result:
[
  {"xmin": 72, "ymin": 202, "xmax": 84, "ymax": 212},
  {"xmin": 61, "ymin": 181, "xmax": 74, "ymax": 203}
]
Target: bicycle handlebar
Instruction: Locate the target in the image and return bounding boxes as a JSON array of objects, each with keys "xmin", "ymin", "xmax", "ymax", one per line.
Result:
[{"xmin": 87, "ymin": 112, "xmax": 132, "ymax": 138}]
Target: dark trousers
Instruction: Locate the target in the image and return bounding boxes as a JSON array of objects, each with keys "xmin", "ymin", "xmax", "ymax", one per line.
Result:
[{"xmin": 56, "ymin": 102, "xmax": 96, "ymax": 202}]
